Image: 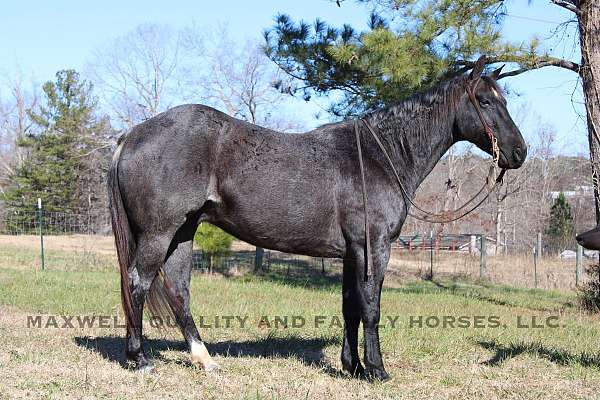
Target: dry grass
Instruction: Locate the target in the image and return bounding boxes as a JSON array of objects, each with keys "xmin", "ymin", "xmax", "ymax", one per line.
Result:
[
  {"xmin": 389, "ymin": 249, "xmax": 594, "ymax": 291},
  {"xmin": 0, "ymin": 234, "xmax": 116, "ymax": 256},
  {"xmin": 1, "ymin": 306, "xmax": 597, "ymax": 400}
]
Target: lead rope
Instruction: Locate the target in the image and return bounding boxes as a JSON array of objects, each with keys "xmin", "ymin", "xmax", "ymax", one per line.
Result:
[
  {"xmin": 354, "ymin": 120, "xmax": 373, "ymax": 280},
  {"xmin": 361, "ymin": 118, "xmax": 505, "ymax": 224},
  {"xmin": 354, "ymin": 80, "xmax": 508, "ymax": 281}
]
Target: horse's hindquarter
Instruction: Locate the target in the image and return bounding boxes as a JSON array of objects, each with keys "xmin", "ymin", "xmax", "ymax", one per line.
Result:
[{"xmin": 209, "ymin": 123, "xmax": 346, "ymax": 257}]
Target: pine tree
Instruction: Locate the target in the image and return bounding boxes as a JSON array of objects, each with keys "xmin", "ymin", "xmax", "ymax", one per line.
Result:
[
  {"xmin": 264, "ymin": 1, "xmax": 571, "ymax": 117},
  {"xmin": 545, "ymin": 192, "xmax": 575, "ymax": 252},
  {"xmin": 3, "ymin": 70, "xmax": 110, "ymax": 231}
]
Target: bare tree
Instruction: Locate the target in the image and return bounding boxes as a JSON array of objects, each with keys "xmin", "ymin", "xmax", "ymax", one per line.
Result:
[
  {"xmin": 188, "ymin": 28, "xmax": 302, "ymax": 132},
  {"xmin": 0, "ymin": 71, "xmax": 38, "ymax": 194},
  {"xmin": 88, "ymin": 24, "xmax": 188, "ymax": 130},
  {"xmin": 185, "ymin": 27, "xmax": 303, "ymax": 270}
]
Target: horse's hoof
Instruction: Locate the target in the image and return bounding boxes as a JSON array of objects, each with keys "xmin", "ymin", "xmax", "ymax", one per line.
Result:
[
  {"xmin": 365, "ymin": 368, "xmax": 391, "ymax": 383},
  {"xmin": 342, "ymin": 361, "xmax": 365, "ymax": 378}
]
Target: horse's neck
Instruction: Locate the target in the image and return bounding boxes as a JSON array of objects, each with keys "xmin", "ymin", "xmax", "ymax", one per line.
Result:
[{"xmin": 365, "ymin": 103, "xmax": 456, "ymax": 195}]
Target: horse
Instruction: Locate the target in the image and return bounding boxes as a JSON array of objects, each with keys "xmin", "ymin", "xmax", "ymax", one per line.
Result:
[
  {"xmin": 107, "ymin": 57, "xmax": 526, "ymax": 381},
  {"xmin": 577, "ymin": 226, "xmax": 600, "ymax": 250}
]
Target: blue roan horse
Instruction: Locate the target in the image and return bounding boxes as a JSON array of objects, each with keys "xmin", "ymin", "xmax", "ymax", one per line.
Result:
[{"xmin": 108, "ymin": 58, "xmax": 526, "ymax": 381}]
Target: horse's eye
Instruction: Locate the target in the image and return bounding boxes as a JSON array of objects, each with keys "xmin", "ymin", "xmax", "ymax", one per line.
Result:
[{"xmin": 479, "ymin": 99, "xmax": 491, "ymax": 107}]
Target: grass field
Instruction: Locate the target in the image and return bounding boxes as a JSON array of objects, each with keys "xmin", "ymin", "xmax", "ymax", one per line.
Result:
[{"xmin": 1, "ymin": 239, "xmax": 600, "ymax": 399}]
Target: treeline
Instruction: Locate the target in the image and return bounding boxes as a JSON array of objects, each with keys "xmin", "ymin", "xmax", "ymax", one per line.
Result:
[
  {"xmin": 2, "ymin": 70, "xmax": 113, "ymax": 222},
  {"xmin": 408, "ymin": 149, "xmax": 593, "ymax": 254},
  {"xmin": 0, "ymin": 24, "xmax": 300, "ymax": 225}
]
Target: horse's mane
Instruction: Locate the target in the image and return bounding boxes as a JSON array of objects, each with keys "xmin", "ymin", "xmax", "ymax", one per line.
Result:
[
  {"xmin": 367, "ymin": 75, "xmax": 467, "ymax": 140},
  {"xmin": 367, "ymin": 74, "xmax": 502, "ymax": 143}
]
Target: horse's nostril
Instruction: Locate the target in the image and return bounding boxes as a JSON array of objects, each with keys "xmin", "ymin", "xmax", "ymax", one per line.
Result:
[{"xmin": 512, "ymin": 147, "xmax": 523, "ymax": 163}]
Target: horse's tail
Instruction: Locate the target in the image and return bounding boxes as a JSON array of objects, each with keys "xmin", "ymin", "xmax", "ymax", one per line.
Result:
[{"xmin": 108, "ymin": 141, "xmax": 136, "ymax": 332}]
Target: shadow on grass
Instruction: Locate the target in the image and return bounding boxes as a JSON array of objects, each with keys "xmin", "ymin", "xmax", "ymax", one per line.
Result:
[
  {"xmin": 210, "ymin": 334, "xmax": 342, "ymax": 375},
  {"xmin": 74, "ymin": 333, "xmax": 342, "ymax": 376},
  {"xmin": 193, "ymin": 249, "xmax": 343, "ymax": 290},
  {"xmin": 74, "ymin": 335, "xmax": 186, "ymax": 368},
  {"xmin": 253, "ymin": 268, "xmax": 342, "ymax": 291},
  {"xmin": 390, "ymin": 278, "xmax": 574, "ymax": 312},
  {"xmin": 477, "ymin": 339, "xmax": 600, "ymax": 368}
]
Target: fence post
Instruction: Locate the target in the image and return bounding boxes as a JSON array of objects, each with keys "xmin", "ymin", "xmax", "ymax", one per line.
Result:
[
  {"xmin": 254, "ymin": 247, "xmax": 264, "ymax": 272},
  {"xmin": 576, "ymin": 244, "xmax": 583, "ymax": 286},
  {"xmin": 533, "ymin": 247, "xmax": 538, "ymax": 289},
  {"xmin": 480, "ymin": 235, "xmax": 486, "ymax": 278},
  {"xmin": 429, "ymin": 230, "xmax": 434, "ymax": 280},
  {"xmin": 37, "ymin": 198, "xmax": 45, "ymax": 271},
  {"xmin": 470, "ymin": 235, "xmax": 476, "ymax": 256}
]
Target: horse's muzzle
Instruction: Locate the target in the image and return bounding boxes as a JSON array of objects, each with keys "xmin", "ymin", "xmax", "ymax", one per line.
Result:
[
  {"xmin": 512, "ymin": 145, "xmax": 527, "ymax": 166},
  {"xmin": 498, "ymin": 144, "xmax": 526, "ymax": 169},
  {"xmin": 577, "ymin": 226, "xmax": 600, "ymax": 251}
]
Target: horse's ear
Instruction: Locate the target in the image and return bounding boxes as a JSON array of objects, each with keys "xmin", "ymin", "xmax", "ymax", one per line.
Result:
[
  {"xmin": 469, "ymin": 55, "xmax": 487, "ymax": 81},
  {"xmin": 490, "ymin": 64, "xmax": 505, "ymax": 80}
]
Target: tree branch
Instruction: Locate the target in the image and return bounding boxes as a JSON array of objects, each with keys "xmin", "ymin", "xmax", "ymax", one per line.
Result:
[
  {"xmin": 497, "ymin": 58, "xmax": 581, "ymax": 79},
  {"xmin": 456, "ymin": 56, "xmax": 581, "ymax": 78},
  {"xmin": 550, "ymin": 0, "xmax": 581, "ymax": 15}
]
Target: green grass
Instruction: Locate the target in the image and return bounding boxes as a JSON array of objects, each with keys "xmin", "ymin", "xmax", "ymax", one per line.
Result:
[{"xmin": 1, "ymin": 245, "xmax": 600, "ymax": 399}]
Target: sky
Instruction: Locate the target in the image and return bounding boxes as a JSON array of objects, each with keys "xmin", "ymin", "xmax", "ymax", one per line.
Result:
[{"xmin": 0, "ymin": 0, "xmax": 588, "ymax": 156}]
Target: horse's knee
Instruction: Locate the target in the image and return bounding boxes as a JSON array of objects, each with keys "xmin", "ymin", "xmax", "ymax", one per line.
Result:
[{"xmin": 362, "ymin": 311, "xmax": 380, "ymax": 329}]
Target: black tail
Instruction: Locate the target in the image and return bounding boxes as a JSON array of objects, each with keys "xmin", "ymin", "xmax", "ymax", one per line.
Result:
[
  {"xmin": 109, "ymin": 140, "xmax": 179, "ymax": 333},
  {"xmin": 108, "ymin": 143, "xmax": 137, "ymax": 332},
  {"xmin": 146, "ymin": 270, "xmax": 179, "ymax": 331}
]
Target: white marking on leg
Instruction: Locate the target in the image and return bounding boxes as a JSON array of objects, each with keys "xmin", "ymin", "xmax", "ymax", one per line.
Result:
[{"xmin": 191, "ymin": 339, "xmax": 220, "ymax": 371}]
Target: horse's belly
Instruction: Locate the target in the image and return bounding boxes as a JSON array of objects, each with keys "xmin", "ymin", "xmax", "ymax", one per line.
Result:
[{"xmin": 207, "ymin": 179, "xmax": 345, "ymax": 257}]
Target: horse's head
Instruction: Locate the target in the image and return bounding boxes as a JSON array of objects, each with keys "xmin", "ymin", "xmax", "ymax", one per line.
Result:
[{"xmin": 455, "ymin": 56, "xmax": 527, "ymax": 169}]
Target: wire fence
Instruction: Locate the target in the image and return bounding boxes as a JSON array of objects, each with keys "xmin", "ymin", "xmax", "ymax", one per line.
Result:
[
  {"xmin": 0, "ymin": 209, "xmax": 595, "ymax": 290},
  {"xmin": 0, "ymin": 209, "xmax": 111, "ymax": 235},
  {"xmin": 393, "ymin": 233, "xmax": 596, "ymax": 290}
]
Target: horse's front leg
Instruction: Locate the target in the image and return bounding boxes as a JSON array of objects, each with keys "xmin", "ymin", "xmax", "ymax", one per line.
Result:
[
  {"xmin": 342, "ymin": 239, "xmax": 391, "ymax": 381},
  {"xmin": 359, "ymin": 240, "xmax": 391, "ymax": 382},
  {"xmin": 341, "ymin": 253, "xmax": 364, "ymax": 377}
]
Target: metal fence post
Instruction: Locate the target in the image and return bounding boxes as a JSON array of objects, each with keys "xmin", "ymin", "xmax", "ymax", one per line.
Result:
[
  {"xmin": 533, "ymin": 247, "xmax": 538, "ymax": 289},
  {"xmin": 480, "ymin": 235, "xmax": 486, "ymax": 278},
  {"xmin": 37, "ymin": 198, "xmax": 45, "ymax": 271},
  {"xmin": 429, "ymin": 230, "xmax": 434, "ymax": 280},
  {"xmin": 576, "ymin": 244, "xmax": 583, "ymax": 286}
]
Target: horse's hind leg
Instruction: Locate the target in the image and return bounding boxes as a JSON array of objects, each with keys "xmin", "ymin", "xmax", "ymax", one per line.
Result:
[
  {"xmin": 126, "ymin": 234, "xmax": 170, "ymax": 372},
  {"xmin": 161, "ymin": 238, "xmax": 219, "ymax": 371}
]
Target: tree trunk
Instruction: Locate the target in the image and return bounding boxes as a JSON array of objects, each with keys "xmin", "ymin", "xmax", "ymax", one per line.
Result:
[{"xmin": 578, "ymin": 1, "xmax": 600, "ymax": 224}]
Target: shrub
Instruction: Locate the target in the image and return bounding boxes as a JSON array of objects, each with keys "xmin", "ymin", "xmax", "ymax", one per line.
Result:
[
  {"xmin": 193, "ymin": 223, "xmax": 234, "ymax": 269},
  {"xmin": 578, "ymin": 263, "xmax": 600, "ymax": 313}
]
